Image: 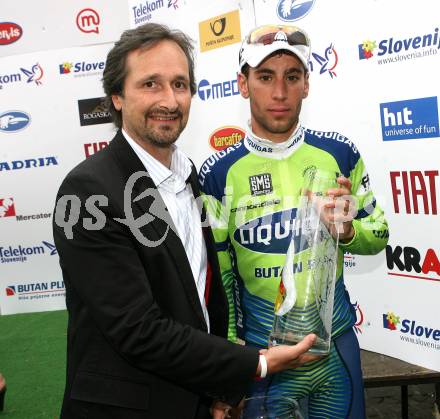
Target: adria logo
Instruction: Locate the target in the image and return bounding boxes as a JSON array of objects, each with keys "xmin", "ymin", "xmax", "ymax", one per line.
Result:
[
  {"xmin": 209, "ymin": 126, "xmax": 244, "ymax": 151},
  {"xmin": 0, "ymin": 22, "xmax": 23, "ymax": 45},
  {"xmin": 76, "ymin": 8, "xmax": 100, "ymax": 34}
]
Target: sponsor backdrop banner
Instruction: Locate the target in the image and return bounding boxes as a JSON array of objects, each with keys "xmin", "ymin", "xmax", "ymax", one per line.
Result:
[{"xmin": 1, "ymin": 0, "xmax": 439, "ymax": 370}]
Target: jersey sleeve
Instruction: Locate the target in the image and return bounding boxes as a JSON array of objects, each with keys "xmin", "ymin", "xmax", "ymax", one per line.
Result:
[
  {"xmin": 199, "ymin": 165, "xmax": 238, "ymax": 343},
  {"xmin": 339, "ymin": 155, "xmax": 389, "ymax": 255}
]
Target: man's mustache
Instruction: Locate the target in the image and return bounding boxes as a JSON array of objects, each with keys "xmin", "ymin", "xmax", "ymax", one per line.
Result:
[{"xmin": 146, "ymin": 108, "xmax": 183, "ymax": 118}]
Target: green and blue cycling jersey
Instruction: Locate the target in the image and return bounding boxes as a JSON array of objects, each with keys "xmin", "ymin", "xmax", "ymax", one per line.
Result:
[{"xmin": 199, "ymin": 124, "xmax": 389, "ymax": 347}]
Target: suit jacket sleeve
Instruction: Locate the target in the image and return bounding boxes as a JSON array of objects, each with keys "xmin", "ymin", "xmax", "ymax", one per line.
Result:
[{"xmin": 53, "ymin": 165, "xmax": 258, "ymax": 406}]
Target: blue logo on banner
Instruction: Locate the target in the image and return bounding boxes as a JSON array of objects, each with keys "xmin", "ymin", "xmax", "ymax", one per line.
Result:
[
  {"xmin": 380, "ymin": 96, "xmax": 439, "ymax": 141},
  {"xmin": 276, "ymin": 0, "xmax": 315, "ymax": 22},
  {"xmin": 197, "ymin": 77, "xmax": 239, "ymax": 101},
  {"xmin": 0, "ymin": 111, "xmax": 30, "ymax": 132}
]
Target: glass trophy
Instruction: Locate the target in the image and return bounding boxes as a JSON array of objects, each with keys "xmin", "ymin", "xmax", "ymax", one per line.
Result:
[
  {"xmin": 269, "ymin": 168, "xmax": 341, "ymax": 355},
  {"xmin": 240, "ymin": 395, "xmax": 304, "ymax": 419}
]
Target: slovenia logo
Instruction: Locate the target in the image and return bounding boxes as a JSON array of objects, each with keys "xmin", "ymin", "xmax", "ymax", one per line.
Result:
[
  {"xmin": 358, "ymin": 39, "xmax": 377, "ymax": 60},
  {"xmin": 0, "ymin": 111, "xmax": 30, "ymax": 132},
  {"xmin": 383, "ymin": 311, "xmax": 400, "ymax": 330},
  {"xmin": 277, "ymin": 0, "xmax": 316, "ymax": 22}
]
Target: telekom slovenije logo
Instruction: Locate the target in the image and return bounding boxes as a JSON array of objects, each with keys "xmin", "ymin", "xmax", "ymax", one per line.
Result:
[{"xmin": 383, "ymin": 311, "xmax": 401, "ymax": 330}]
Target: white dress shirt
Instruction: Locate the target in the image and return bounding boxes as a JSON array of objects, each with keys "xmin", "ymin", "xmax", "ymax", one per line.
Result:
[{"xmin": 122, "ymin": 130, "xmax": 209, "ymax": 330}]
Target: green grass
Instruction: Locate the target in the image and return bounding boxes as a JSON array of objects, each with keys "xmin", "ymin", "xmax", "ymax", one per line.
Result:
[{"xmin": 0, "ymin": 310, "xmax": 67, "ymax": 419}]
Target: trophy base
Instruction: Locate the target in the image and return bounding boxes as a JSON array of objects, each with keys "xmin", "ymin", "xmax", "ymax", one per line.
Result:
[{"xmin": 269, "ymin": 332, "xmax": 330, "ymax": 355}]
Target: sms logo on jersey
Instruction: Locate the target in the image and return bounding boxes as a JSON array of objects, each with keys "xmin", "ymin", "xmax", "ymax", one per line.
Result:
[
  {"xmin": 209, "ymin": 126, "xmax": 244, "ymax": 151},
  {"xmin": 249, "ymin": 173, "xmax": 273, "ymax": 196},
  {"xmin": 277, "ymin": 0, "xmax": 316, "ymax": 22},
  {"xmin": 0, "ymin": 198, "xmax": 16, "ymax": 217},
  {"xmin": 380, "ymin": 97, "xmax": 439, "ymax": 141},
  {"xmin": 383, "ymin": 311, "xmax": 400, "ymax": 330},
  {"xmin": 0, "ymin": 111, "xmax": 30, "ymax": 132}
]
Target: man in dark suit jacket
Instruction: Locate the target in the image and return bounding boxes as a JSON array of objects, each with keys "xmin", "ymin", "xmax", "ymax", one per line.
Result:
[{"xmin": 53, "ymin": 23, "xmax": 317, "ymax": 419}]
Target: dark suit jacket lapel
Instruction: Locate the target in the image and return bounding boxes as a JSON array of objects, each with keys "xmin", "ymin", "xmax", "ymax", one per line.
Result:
[{"xmin": 109, "ymin": 131, "xmax": 208, "ymax": 329}]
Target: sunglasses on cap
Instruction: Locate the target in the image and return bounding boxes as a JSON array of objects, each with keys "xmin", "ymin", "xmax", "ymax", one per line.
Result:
[{"xmin": 246, "ymin": 25, "xmax": 310, "ymax": 48}]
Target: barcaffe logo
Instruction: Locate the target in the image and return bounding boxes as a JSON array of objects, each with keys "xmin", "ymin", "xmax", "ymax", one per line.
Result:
[
  {"xmin": 209, "ymin": 126, "xmax": 244, "ymax": 151},
  {"xmin": 199, "ymin": 9, "xmax": 241, "ymax": 53},
  {"xmin": 78, "ymin": 97, "xmax": 112, "ymax": 126}
]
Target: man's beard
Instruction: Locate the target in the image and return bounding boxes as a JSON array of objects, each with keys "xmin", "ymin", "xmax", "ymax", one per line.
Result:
[{"xmin": 141, "ymin": 109, "xmax": 186, "ymax": 148}]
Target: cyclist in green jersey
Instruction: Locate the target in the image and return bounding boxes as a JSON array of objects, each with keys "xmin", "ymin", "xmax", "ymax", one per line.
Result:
[{"xmin": 199, "ymin": 24, "xmax": 389, "ymax": 419}]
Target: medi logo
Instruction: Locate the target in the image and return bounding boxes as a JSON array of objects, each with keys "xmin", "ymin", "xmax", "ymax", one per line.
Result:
[
  {"xmin": 59, "ymin": 60, "xmax": 105, "ymax": 77},
  {"xmin": 198, "ymin": 76, "xmax": 239, "ymax": 101},
  {"xmin": 380, "ymin": 96, "xmax": 439, "ymax": 141},
  {"xmin": 276, "ymin": 0, "xmax": 316, "ymax": 22},
  {"xmin": 358, "ymin": 27, "xmax": 439, "ymax": 64}
]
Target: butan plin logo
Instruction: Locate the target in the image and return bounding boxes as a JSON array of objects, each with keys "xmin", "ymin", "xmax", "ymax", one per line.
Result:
[
  {"xmin": 199, "ymin": 10, "xmax": 241, "ymax": 53},
  {"xmin": 6, "ymin": 281, "xmax": 65, "ymax": 299},
  {"xmin": 209, "ymin": 126, "xmax": 244, "ymax": 151},
  {"xmin": 380, "ymin": 97, "xmax": 439, "ymax": 141},
  {"xmin": 358, "ymin": 27, "xmax": 439, "ymax": 64}
]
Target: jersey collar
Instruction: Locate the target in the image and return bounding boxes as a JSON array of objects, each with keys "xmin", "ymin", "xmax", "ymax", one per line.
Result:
[{"xmin": 244, "ymin": 123, "xmax": 305, "ymax": 160}]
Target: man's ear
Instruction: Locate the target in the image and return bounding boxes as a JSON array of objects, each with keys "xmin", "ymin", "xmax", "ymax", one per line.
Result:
[
  {"xmin": 303, "ymin": 72, "xmax": 310, "ymax": 99},
  {"xmin": 237, "ymin": 72, "xmax": 249, "ymax": 99},
  {"xmin": 112, "ymin": 94, "xmax": 123, "ymax": 111}
]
